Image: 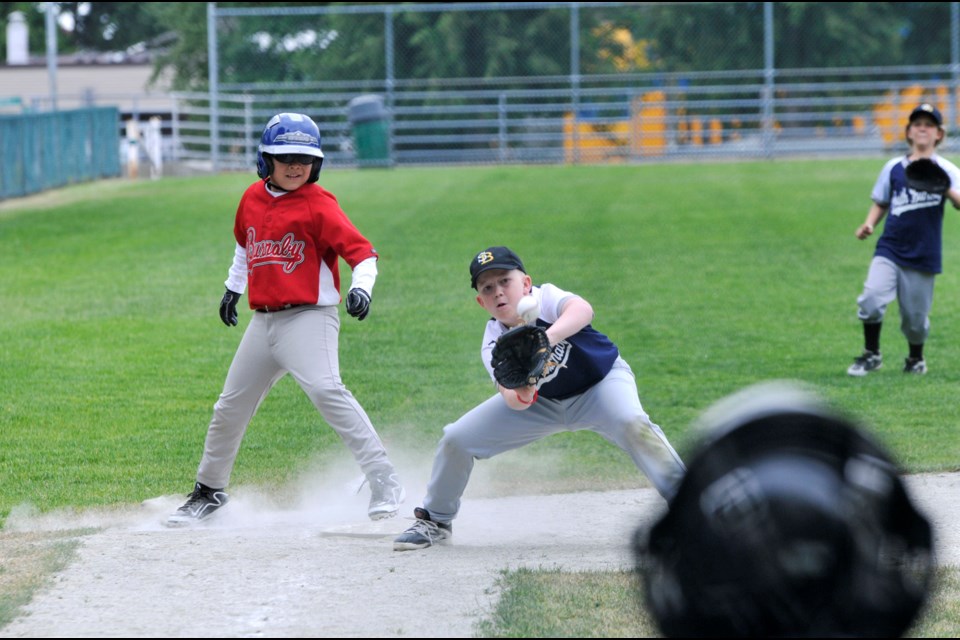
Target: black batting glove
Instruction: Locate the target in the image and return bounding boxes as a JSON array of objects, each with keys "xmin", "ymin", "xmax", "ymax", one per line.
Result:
[
  {"xmin": 219, "ymin": 289, "xmax": 241, "ymax": 326},
  {"xmin": 345, "ymin": 288, "xmax": 371, "ymax": 321}
]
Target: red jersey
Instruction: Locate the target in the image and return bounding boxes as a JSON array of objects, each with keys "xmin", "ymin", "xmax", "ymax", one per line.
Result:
[{"xmin": 233, "ymin": 181, "xmax": 377, "ymax": 309}]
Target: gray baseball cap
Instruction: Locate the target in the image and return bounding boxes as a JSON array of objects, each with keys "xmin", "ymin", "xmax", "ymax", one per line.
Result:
[{"xmin": 470, "ymin": 246, "xmax": 526, "ymax": 289}]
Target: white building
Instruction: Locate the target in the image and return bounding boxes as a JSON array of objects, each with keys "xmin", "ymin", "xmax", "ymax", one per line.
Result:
[
  {"xmin": 3, "ymin": 11, "xmax": 178, "ymax": 177},
  {"xmin": 2, "ymin": 10, "xmax": 174, "ymax": 116}
]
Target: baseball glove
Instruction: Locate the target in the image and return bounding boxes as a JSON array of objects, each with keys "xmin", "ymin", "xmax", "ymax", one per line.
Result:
[
  {"xmin": 905, "ymin": 158, "xmax": 951, "ymax": 194},
  {"xmin": 491, "ymin": 324, "xmax": 551, "ymax": 389}
]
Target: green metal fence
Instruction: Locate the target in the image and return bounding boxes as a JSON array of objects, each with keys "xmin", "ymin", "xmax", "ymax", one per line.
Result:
[{"xmin": 0, "ymin": 107, "xmax": 121, "ymax": 201}]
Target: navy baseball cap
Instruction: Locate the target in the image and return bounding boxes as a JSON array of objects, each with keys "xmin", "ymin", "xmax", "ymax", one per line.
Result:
[
  {"xmin": 909, "ymin": 103, "xmax": 943, "ymax": 126},
  {"xmin": 470, "ymin": 246, "xmax": 526, "ymax": 289}
]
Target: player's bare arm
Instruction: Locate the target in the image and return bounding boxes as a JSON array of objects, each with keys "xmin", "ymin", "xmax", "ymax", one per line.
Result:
[
  {"xmin": 856, "ymin": 203, "xmax": 887, "ymax": 239},
  {"xmin": 946, "ymin": 187, "xmax": 960, "ymax": 209},
  {"xmin": 498, "ymin": 383, "xmax": 538, "ymax": 411},
  {"xmin": 499, "ymin": 297, "xmax": 592, "ymax": 410},
  {"xmin": 544, "ymin": 296, "xmax": 594, "ymax": 346}
]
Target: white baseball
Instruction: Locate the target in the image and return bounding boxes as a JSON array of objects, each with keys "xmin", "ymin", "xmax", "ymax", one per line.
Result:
[{"xmin": 517, "ymin": 295, "xmax": 540, "ymax": 324}]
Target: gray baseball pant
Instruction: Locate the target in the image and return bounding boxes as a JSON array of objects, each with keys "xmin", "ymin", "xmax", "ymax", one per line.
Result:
[
  {"xmin": 422, "ymin": 358, "xmax": 686, "ymax": 523},
  {"xmin": 856, "ymin": 256, "xmax": 935, "ymax": 346},
  {"xmin": 196, "ymin": 305, "xmax": 393, "ymax": 489}
]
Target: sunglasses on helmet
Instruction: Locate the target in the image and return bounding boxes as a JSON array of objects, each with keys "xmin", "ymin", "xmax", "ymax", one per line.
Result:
[{"xmin": 271, "ymin": 153, "xmax": 316, "ymax": 165}]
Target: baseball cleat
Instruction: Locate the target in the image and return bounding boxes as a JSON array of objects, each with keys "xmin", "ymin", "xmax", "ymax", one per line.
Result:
[
  {"xmin": 364, "ymin": 468, "xmax": 405, "ymax": 520},
  {"xmin": 847, "ymin": 350, "xmax": 882, "ymax": 377},
  {"xmin": 165, "ymin": 482, "xmax": 229, "ymax": 527},
  {"xmin": 903, "ymin": 357, "xmax": 927, "ymax": 374},
  {"xmin": 393, "ymin": 507, "xmax": 452, "ymax": 551}
]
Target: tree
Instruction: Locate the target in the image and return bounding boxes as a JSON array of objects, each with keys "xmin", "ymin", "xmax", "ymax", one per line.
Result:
[
  {"xmin": 3, "ymin": 2, "xmax": 951, "ymax": 90},
  {"xmin": 774, "ymin": 2, "xmax": 905, "ymax": 69},
  {"xmin": 140, "ymin": 2, "xmax": 209, "ymax": 91},
  {"xmin": 394, "ymin": 8, "xmax": 570, "ymax": 80},
  {"xmin": 56, "ymin": 2, "xmax": 168, "ymax": 51}
]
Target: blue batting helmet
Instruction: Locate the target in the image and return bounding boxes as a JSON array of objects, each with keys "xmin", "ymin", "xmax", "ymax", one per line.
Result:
[{"xmin": 256, "ymin": 113, "xmax": 325, "ymax": 183}]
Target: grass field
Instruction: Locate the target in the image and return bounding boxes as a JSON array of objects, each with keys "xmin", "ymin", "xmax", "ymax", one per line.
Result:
[{"xmin": 1, "ymin": 160, "xmax": 958, "ymax": 635}]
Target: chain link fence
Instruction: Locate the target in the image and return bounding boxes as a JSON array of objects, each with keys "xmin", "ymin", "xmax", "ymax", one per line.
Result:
[{"xmin": 175, "ymin": 2, "xmax": 960, "ymax": 172}]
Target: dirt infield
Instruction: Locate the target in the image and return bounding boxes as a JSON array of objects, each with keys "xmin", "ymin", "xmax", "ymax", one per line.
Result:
[{"xmin": 1, "ymin": 471, "xmax": 957, "ymax": 638}]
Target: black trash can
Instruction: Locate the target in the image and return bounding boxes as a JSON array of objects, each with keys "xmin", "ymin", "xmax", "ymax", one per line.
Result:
[{"xmin": 348, "ymin": 95, "xmax": 391, "ymax": 168}]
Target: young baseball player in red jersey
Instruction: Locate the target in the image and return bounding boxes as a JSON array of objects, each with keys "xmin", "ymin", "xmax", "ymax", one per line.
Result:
[
  {"xmin": 392, "ymin": 246, "xmax": 685, "ymax": 550},
  {"xmin": 167, "ymin": 113, "xmax": 404, "ymax": 526},
  {"xmin": 847, "ymin": 103, "xmax": 960, "ymax": 377}
]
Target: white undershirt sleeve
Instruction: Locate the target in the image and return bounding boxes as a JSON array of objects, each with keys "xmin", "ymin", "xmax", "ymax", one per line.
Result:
[
  {"xmin": 224, "ymin": 243, "xmax": 248, "ymax": 294},
  {"xmin": 349, "ymin": 256, "xmax": 378, "ymax": 295}
]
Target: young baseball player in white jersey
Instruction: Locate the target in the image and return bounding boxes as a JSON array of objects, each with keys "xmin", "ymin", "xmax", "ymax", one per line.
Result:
[
  {"xmin": 393, "ymin": 246, "xmax": 685, "ymax": 550},
  {"xmin": 167, "ymin": 113, "xmax": 404, "ymax": 526},
  {"xmin": 847, "ymin": 103, "xmax": 960, "ymax": 377}
]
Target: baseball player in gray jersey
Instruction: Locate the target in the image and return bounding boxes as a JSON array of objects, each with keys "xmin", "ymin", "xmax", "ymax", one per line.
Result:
[{"xmin": 393, "ymin": 246, "xmax": 686, "ymax": 550}]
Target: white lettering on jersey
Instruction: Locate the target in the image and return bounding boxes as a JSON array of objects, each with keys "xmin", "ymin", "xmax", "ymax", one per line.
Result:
[
  {"xmin": 890, "ymin": 189, "xmax": 943, "ymax": 217},
  {"xmin": 537, "ymin": 340, "xmax": 571, "ymax": 387}
]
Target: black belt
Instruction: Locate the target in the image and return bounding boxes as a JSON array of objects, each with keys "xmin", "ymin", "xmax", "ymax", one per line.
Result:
[{"xmin": 254, "ymin": 304, "xmax": 307, "ymax": 313}]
